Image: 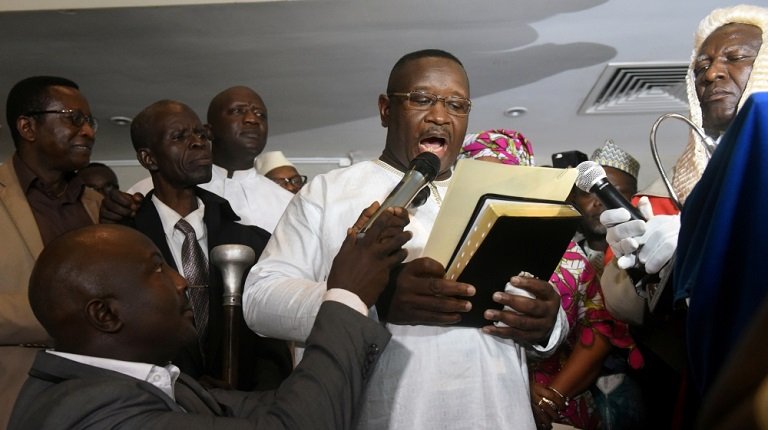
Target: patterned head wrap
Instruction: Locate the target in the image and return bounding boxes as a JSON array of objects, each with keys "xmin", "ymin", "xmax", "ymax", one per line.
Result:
[
  {"xmin": 591, "ymin": 139, "xmax": 640, "ymax": 180},
  {"xmin": 672, "ymin": 5, "xmax": 768, "ymax": 204},
  {"xmin": 459, "ymin": 129, "xmax": 535, "ymax": 166}
]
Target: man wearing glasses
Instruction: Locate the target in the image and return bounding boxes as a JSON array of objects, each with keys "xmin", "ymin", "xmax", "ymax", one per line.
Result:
[
  {"xmin": 244, "ymin": 49, "xmax": 566, "ymax": 429},
  {"xmin": 255, "ymin": 150, "xmax": 307, "ymax": 194},
  {"xmin": 0, "ymin": 76, "xmax": 102, "ymax": 428}
]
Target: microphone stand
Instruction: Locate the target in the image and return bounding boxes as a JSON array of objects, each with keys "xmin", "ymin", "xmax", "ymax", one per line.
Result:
[{"xmin": 210, "ymin": 244, "xmax": 256, "ymax": 389}]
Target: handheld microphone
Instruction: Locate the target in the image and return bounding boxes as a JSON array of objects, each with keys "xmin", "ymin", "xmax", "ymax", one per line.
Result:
[
  {"xmin": 359, "ymin": 151, "xmax": 441, "ymax": 235},
  {"xmin": 575, "ymin": 161, "xmax": 645, "ymax": 221}
]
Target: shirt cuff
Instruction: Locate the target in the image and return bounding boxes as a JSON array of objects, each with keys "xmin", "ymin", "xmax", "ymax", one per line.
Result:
[
  {"xmin": 530, "ymin": 306, "xmax": 568, "ymax": 356},
  {"xmin": 323, "ymin": 288, "xmax": 369, "ymax": 316}
]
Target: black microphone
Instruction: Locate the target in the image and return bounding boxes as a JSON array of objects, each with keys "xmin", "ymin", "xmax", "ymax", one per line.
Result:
[
  {"xmin": 575, "ymin": 161, "xmax": 645, "ymax": 221},
  {"xmin": 359, "ymin": 152, "xmax": 441, "ymax": 235}
]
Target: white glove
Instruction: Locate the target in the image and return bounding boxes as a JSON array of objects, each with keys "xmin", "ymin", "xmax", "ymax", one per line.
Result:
[
  {"xmin": 637, "ymin": 213, "xmax": 680, "ymax": 274},
  {"xmin": 600, "ymin": 197, "xmax": 654, "ymax": 269}
]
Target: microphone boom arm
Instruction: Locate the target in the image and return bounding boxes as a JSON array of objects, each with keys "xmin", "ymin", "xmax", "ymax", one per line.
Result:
[{"xmin": 650, "ymin": 113, "xmax": 716, "ymax": 211}]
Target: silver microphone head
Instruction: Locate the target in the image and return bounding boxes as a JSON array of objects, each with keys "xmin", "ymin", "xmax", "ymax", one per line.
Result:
[
  {"xmin": 575, "ymin": 161, "xmax": 607, "ymax": 192},
  {"xmin": 412, "ymin": 151, "xmax": 441, "ymax": 182}
]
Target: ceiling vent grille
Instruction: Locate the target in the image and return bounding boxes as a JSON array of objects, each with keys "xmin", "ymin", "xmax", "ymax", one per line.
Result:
[{"xmin": 579, "ymin": 62, "xmax": 689, "ymax": 114}]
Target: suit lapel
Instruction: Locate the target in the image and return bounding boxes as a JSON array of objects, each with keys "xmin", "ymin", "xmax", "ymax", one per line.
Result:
[
  {"xmin": 80, "ymin": 187, "xmax": 103, "ymax": 223},
  {"xmin": 133, "ymin": 191, "xmax": 178, "ymax": 271},
  {"xmin": 174, "ymin": 374, "xmax": 227, "ymax": 416},
  {"xmin": 0, "ymin": 160, "xmax": 44, "ymax": 258}
]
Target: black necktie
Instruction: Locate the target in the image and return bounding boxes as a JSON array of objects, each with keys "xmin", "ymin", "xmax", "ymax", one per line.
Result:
[{"xmin": 174, "ymin": 219, "xmax": 210, "ymax": 344}]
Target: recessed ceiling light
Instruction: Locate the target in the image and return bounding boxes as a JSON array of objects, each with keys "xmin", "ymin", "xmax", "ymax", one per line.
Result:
[
  {"xmin": 110, "ymin": 116, "xmax": 133, "ymax": 126},
  {"xmin": 503, "ymin": 107, "xmax": 528, "ymax": 118}
]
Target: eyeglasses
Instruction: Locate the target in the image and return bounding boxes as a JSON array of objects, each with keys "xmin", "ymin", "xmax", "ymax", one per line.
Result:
[
  {"xmin": 388, "ymin": 91, "xmax": 472, "ymax": 116},
  {"xmin": 269, "ymin": 175, "xmax": 307, "ymax": 188},
  {"xmin": 24, "ymin": 109, "xmax": 98, "ymax": 132}
]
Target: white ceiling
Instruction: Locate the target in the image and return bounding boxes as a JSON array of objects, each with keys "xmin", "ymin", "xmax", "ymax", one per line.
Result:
[{"xmin": 0, "ymin": 0, "xmax": 736, "ymax": 187}]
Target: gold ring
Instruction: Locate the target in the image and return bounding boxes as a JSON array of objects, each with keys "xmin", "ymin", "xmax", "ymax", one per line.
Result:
[{"xmin": 539, "ymin": 396, "xmax": 558, "ymax": 411}]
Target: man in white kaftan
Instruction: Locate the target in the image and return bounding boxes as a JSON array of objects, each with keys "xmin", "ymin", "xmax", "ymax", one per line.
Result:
[{"xmin": 244, "ymin": 50, "xmax": 567, "ymax": 430}]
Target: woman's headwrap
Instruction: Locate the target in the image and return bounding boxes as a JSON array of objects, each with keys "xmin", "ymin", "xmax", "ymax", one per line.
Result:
[
  {"xmin": 459, "ymin": 129, "xmax": 535, "ymax": 167},
  {"xmin": 672, "ymin": 5, "xmax": 768, "ymax": 204}
]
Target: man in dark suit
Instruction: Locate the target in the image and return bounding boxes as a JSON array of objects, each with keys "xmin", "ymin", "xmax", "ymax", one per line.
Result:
[
  {"xmin": 9, "ymin": 210, "xmax": 409, "ymax": 428},
  {"xmin": 120, "ymin": 99, "xmax": 289, "ymax": 390}
]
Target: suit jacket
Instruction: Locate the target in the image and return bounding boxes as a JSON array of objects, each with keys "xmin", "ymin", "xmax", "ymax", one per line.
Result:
[
  {"xmin": 128, "ymin": 187, "xmax": 292, "ymax": 390},
  {"xmin": 9, "ymin": 301, "xmax": 390, "ymax": 430},
  {"xmin": 0, "ymin": 158, "xmax": 102, "ymax": 428}
]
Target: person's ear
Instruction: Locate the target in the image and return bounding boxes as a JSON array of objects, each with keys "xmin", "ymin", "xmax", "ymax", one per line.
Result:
[
  {"xmin": 16, "ymin": 115, "xmax": 36, "ymax": 142},
  {"xmin": 378, "ymin": 94, "xmax": 391, "ymax": 128},
  {"xmin": 137, "ymin": 147, "xmax": 159, "ymax": 172},
  {"xmin": 85, "ymin": 298, "xmax": 123, "ymax": 333}
]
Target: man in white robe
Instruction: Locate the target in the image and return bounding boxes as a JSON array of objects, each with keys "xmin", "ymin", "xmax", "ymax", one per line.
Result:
[{"xmin": 243, "ymin": 49, "xmax": 567, "ymax": 430}]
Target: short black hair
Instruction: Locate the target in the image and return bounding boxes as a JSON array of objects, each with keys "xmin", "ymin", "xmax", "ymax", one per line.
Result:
[
  {"xmin": 130, "ymin": 99, "xmax": 178, "ymax": 152},
  {"xmin": 386, "ymin": 49, "xmax": 465, "ymax": 94},
  {"xmin": 5, "ymin": 76, "xmax": 79, "ymax": 146},
  {"xmin": 81, "ymin": 162, "xmax": 109, "ymax": 169}
]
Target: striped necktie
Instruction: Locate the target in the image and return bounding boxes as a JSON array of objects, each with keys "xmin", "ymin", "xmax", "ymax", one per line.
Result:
[{"xmin": 174, "ymin": 218, "xmax": 210, "ymax": 344}]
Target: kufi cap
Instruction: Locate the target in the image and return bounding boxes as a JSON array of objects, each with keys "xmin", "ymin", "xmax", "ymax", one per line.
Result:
[
  {"xmin": 254, "ymin": 150, "xmax": 294, "ymax": 175},
  {"xmin": 459, "ymin": 128, "xmax": 535, "ymax": 166},
  {"xmin": 590, "ymin": 140, "xmax": 640, "ymax": 180}
]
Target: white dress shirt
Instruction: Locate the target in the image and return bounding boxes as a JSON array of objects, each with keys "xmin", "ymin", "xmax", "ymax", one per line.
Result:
[
  {"xmin": 128, "ymin": 165, "xmax": 293, "ymax": 233},
  {"xmin": 151, "ymin": 195, "xmax": 208, "ymax": 272},
  {"xmin": 243, "ymin": 160, "xmax": 568, "ymax": 430},
  {"xmin": 47, "ymin": 351, "xmax": 180, "ymax": 401}
]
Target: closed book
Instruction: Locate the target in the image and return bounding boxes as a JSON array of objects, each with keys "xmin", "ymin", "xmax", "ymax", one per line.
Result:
[
  {"xmin": 422, "ymin": 159, "xmax": 578, "ymax": 327},
  {"xmin": 445, "ymin": 194, "xmax": 581, "ymax": 327},
  {"xmin": 423, "ymin": 159, "xmax": 577, "ymax": 266}
]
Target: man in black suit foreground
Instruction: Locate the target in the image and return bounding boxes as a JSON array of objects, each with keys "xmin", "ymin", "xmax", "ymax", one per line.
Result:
[{"xmin": 9, "ymin": 217, "xmax": 409, "ymax": 429}]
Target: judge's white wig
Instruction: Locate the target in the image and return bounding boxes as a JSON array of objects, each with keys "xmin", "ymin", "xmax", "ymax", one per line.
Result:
[{"xmin": 672, "ymin": 5, "xmax": 768, "ymax": 204}]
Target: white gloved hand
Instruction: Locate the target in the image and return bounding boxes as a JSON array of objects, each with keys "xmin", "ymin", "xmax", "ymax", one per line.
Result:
[
  {"xmin": 636, "ymin": 213, "xmax": 680, "ymax": 274},
  {"xmin": 600, "ymin": 197, "xmax": 654, "ymax": 269}
]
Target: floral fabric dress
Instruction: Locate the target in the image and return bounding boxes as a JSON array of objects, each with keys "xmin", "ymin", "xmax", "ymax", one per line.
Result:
[{"xmin": 530, "ymin": 241, "xmax": 644, "ymax": 430}]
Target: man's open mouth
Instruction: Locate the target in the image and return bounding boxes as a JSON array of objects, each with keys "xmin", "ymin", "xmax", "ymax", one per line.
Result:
[{"xmin": 419, "ymin": 136, "xmax": 446, "ymax": 154}]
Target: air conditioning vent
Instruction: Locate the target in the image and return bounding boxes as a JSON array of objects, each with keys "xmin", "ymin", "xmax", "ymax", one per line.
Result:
[{"xmin": 579, "ymin": 62, "xmax": 689, "ymax": 114}]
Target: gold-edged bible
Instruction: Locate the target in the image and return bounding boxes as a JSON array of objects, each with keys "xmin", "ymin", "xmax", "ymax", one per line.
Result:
[
  {"xmin": 445, "ymin": 194, "xmax": 581, "ymax": 327},
  {"xmin": 422, "ymin": 159, "xmax": 580, "ymax": 327},
  {"xmin": 446, "ymin": 195, "xmax": 581, "ymax": 280}
]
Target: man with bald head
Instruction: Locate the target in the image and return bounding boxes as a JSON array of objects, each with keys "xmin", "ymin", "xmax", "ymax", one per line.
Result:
[
  {"xmin": 122, "ymin": 99, "xmax": 291, "ymax": 390},
  {"xmin": 104, "ymin": 86, "xmax": 292, "ymax": 233},
  {"xmin": 8, "ymin": 219, "xmax": 408, "ymax": 429}
]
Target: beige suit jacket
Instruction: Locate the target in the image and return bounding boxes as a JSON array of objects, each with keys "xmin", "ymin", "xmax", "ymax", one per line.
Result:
[{"xmin": 0, "ymin": 158, "xmax": 101, "ymax": 429}]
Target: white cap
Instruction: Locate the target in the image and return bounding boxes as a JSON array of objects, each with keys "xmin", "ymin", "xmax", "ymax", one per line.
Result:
[{"xmin": 254, "ymin": 150, "xmax": 295, "ymax": 175}]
